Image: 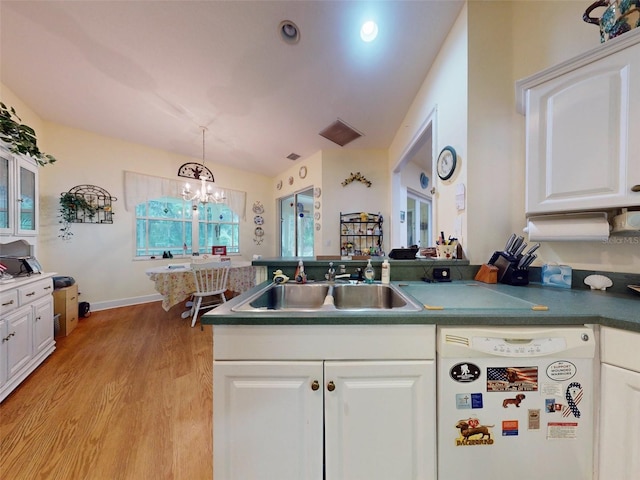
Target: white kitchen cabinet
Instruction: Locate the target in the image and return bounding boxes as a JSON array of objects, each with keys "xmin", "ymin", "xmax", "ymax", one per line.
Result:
[
  {"xmin": 214, "ymin": 361, "xmax": 324, "ymax": 480},
  {"xmin": 598, "ymin": 327, "xmax": 640, "ymax": 480},
  {"xmin": 517, "ymin": 30, "xmax": 640, "ymax": 215},
  {"xmin": 0, "ymin": 144, "xmax": 39, "ymax": 238},
  {"xmin": 4, "ymin": 306, "xmax": 31, "ymax": 379},
  {"xmin": 0, "ymin": 274, "xmax": 55, "ymax": 402},
  {"xmin": 324, "ymin": 360, "xmax": 432, "ymax": 480},
  {"xmin": 212, "ymin": 324, "xmax": 436, "ymax": 480},
  {"xmin": 32, "ymin": 295, "xmax": 54, "ymax": 354}
]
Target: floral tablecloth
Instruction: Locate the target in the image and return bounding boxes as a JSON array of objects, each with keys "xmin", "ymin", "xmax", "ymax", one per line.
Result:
[{"xmin": 147, "ymin": 263, "xmax": 257, "ymax": 312}]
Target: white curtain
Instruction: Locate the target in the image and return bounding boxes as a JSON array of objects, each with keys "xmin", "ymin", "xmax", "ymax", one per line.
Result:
[{"xmin": 123, "ymin": 171, "xmax": 247, "ymax": 220}]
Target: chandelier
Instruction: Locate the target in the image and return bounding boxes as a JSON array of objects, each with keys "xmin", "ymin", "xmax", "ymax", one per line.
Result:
[{"xmin": 178, "ymin": 127, "xmax": 225, "ymax": 205}]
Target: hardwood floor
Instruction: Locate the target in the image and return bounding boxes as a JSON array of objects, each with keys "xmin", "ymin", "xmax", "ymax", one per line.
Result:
[{"xmin": 0, "ymin": 302, "xmax": 213, "ymax": 480}]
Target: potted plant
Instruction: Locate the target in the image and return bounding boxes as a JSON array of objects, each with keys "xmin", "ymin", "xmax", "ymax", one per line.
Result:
[
  {"xmin": 58, "ymin": 193, "xmax": 99, "ymax": 240},
  {"xmin": 0, "ymin": 102, "xmax": 56, "ymax": 166}
]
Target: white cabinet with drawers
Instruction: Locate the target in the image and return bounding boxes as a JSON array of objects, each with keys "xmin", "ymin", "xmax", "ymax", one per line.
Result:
[{"xmin": 0, "ymin": 274, "xmax": 55, "ymax": 402}]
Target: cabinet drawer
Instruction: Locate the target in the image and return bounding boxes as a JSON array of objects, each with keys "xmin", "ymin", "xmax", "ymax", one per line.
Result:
[
  {"xmin": 601, "ymin": 326, "xmax": 640, "ymax": 373},
  {"xmin": 18, "ymin": 278, "xmax": 54, "ymax": 305},
  {"xmin": 0, "ymin": 289, "xmax": 19, "ymax": 314}
]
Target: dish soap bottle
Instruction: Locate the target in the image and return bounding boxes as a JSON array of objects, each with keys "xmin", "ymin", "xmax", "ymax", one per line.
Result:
[
  {"xmin": 364, "ymin": 259, "xmax": 375, "ymax": 284},
  {"xmin": 381, "ymin": 258, "xmax": 390, "ymax": 284}
]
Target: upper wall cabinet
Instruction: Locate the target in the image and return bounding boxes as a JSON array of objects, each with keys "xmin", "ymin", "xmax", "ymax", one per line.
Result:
[
  {"xmin": 0, "ymin": 145, "xmax": 39, "ymax": 240},
  {"xmin": 516, "ymin": 30, "xmax": 640, "ymax": 215}
]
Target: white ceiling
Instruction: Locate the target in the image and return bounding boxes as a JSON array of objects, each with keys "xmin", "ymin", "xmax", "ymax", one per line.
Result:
[{"xmin": 0, "ymin": 0, "xmax": 463, "ymax": 177}]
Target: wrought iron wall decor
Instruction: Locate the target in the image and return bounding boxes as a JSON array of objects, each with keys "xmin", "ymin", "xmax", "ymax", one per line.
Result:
[{"xmin": 60, "ymin": 184, "xmax": 117, "ymax": 224}]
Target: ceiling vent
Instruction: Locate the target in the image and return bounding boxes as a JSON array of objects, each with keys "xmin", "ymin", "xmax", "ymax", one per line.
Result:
[
  {"xmin": 319, "ymin": 119, "xmax": 363, "ymax": 147},
  {"xmin": 286, "ymin": 153, "xmax": 301, "ymax": 161}
]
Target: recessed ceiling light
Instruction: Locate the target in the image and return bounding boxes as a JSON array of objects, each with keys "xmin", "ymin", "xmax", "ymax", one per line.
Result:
[
  {"xmin": 279, "ymin": 20, "xmax": 300, "ymax": 44},
  {"xmin": 360, "ymin": 20, "xmax": 378, "ymax": 42}
]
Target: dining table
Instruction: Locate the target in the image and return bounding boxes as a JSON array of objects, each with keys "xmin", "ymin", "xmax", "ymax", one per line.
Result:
[{"xmin": 145, "ymin": 260, "xmax": 262, "ymax": 316}]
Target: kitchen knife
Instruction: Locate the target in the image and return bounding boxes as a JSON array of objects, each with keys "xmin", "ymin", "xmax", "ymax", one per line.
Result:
[
  {"xmin": 524, "ymin": 243, "xmax": 540, "ymax": 256},
  {"xmin": 504, "ymin": 233, "xmax": 517, "ymax": 253},
  {"xmin": 513, "ymin": 241, "xmax": 528, "ymax": 258},
  {"xmin": 517, "ymin": 254, "xmax": 530, "ymax": 269},
  {"xmin": 522, "ymin": 253, "xmax": 537, "ymax": 269},
  {"xmin": 509, "ymin": 236, "xmax": 524, "ymax": 255}
]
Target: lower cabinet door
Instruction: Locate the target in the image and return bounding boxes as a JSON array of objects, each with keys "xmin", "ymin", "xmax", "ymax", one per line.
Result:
[
  {"xmin": 599, "ymin": 363, "xmax": 640, "ymax": 480},
  {"xmin": 213, "ymin": 361, "xmax": 324, "ymax": 480},
  {"xmin": 5, "ymin": 307, "xmax": 31, "ymax": 378},
  {"xmin": 324, "ymin": 360, "xmax": 436, "ymax": 480},
  {"xmin": 32, "ymin": 296, "xmax": 54, "ymax": 354}
]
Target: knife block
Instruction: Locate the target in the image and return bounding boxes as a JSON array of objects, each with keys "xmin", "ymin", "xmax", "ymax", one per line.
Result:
[
  {"xmin": 500, "ymin": 265, "xmax": 529, "ymax": 286},
  {"xmin": 474, "ymin": 264, "xmax": 498, "ymax": 284}
]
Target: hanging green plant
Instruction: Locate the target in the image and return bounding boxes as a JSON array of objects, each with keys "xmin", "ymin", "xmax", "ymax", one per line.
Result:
[
  {"xmin": 0, "ymin": 102, "xmax": 56, "ymax": 166},
  {"xmin": 58, "ymin": 192, "xmax": 99, "ymax": 240}
]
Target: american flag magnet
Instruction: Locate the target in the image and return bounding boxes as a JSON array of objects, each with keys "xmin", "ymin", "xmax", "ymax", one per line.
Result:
[{"xmin": 486, "ymin": 366, "xmax": 538, "ymax": 392}]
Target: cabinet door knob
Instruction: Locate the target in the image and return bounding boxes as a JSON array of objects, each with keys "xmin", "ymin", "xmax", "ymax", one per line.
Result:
[
  {"xmin": 311, "ymin": 380, "xmax": 320, "ymax": 391},
  {"xmin": 327, "ymin": 381, "xmax": 336, "ymax": 392},
  {"xmin": 632, "ymin": 184, "xmax": 640, "ymax": 192}
]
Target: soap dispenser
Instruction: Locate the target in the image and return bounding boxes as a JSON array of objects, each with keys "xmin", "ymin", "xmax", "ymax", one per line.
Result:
[
  {"xmin": 381, "ymin": 258, "xmax": 390, "ymax": 284},
  {"xmin": 364, "ymin": 259, "xmax": 375, "ymax": 284}
]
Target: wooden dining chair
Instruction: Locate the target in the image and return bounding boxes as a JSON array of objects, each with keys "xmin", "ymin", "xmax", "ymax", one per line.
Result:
[{"xmin": 189, "ymin": 260, "xmax": 231, "ymax": 328}]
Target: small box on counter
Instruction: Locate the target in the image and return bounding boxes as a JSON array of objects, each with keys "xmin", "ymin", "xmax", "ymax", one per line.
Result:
[{"xmin": 541, "ymin": 264, "xmax": 572, "ymax": 288}]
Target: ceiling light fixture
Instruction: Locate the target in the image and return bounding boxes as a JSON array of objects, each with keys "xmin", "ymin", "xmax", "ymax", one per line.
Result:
[
  {"xmin": 177, "ymin": 127, "xmax": 225, "ymax": 206},
  {"xmin": 360, "ymin": 20, "xmax": 378, "ymax": 42},
  {"xmin": 279, "ymin": 20, "xmax": 300, "ymax": 44}
]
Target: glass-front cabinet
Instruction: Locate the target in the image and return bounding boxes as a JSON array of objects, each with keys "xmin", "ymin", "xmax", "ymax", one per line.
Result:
[{"xmin": 0, "ymin": 145, "xmax": 38, "ymax": 238}]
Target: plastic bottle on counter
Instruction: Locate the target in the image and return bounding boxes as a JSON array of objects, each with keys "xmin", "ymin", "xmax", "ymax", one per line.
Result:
[
  {"xmin": 381, "ymin": 258, "xmax": 390, "ymax": 284},
  {"xmin": 364, "ymin": 259, "xmax": 375, "ymax": 284}
]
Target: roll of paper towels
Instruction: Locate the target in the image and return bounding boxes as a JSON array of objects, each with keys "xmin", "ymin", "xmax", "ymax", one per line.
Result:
[{"xmin": 524, "ymin": 213, "xmax": 610, "ymax": 241}]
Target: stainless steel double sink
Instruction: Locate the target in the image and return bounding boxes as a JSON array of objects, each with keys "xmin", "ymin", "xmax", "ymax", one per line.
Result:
[{"xmin": 231, "ymin": 282, "xmax": 423, "ymax": 312}]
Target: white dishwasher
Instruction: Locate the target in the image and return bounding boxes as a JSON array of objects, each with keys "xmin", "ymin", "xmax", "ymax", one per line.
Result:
[{"xmin": 437, "ymin": 326, "xmax": 596, "ymax": 480}]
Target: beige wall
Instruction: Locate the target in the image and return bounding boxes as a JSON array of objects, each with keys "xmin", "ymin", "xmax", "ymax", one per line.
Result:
[
  {"xmin": 388, "ymin": 4, "xmax": 468, "ymax": 252},
  {"xmin": 321, "ymin": 149, "xmax": 389, "ymax": 255}
]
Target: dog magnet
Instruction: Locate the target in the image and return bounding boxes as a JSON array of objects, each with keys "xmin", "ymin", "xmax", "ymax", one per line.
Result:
[{"xmin": 455, "ymin": 417, "xmax": 495, "ymax": 446}]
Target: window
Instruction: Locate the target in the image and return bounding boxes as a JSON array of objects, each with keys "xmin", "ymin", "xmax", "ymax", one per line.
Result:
[{"xmin": 135, "ymin": 197, "xmax": 239, "ymax": 257}]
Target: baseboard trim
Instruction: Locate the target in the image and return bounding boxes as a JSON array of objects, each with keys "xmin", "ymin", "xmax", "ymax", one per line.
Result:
[{"xmin": 91, "ymin": 293, "xmax": 163, "ymax": 312}]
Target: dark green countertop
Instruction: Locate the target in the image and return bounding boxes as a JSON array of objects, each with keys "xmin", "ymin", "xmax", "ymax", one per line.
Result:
[{"xmin": 202, "ymin": 280, "xmax": 640, "ymax": 332}]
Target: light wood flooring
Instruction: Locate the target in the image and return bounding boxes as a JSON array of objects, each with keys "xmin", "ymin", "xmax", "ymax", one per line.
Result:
[{"xmin": 0, "ymin": 302, "xmax": 213, "ymax": 480}]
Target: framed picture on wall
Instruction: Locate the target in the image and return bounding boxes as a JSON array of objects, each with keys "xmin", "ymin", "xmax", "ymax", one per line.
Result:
[{"xmin": 212, "ymin": 245, "xmax": 227, "ymax": 255}]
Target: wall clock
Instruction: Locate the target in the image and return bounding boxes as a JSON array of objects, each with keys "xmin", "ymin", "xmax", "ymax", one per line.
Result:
[{"xmin": 437, "ymin": 146, "xmax": 457, "ymax": 181}]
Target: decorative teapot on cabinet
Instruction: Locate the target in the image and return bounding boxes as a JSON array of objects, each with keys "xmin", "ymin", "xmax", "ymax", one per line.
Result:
[{"xmin": 583, "ymin": 0, "xmax": 640, "ymax": 42}]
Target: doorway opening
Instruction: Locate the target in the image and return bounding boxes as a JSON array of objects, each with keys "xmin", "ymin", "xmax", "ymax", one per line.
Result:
[
  {"xmin": 279, "ymin": 187, "xmax": 315, "ymax": 257},
  {"xmin": 406, "ymin": 190, "xmax": 432, "ymax": 249}
]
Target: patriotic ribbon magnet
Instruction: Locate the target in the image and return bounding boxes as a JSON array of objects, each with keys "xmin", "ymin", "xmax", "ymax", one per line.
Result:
[{"xmin": 562, "ymin": 382, "xmax": 583, "ymax": 418}]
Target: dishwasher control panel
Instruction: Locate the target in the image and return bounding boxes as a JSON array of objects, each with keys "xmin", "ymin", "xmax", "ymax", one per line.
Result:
[{"xmin": 471, "ymin": 336, "xmax": 567, "ymax": 356}]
